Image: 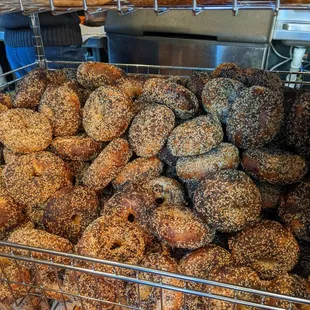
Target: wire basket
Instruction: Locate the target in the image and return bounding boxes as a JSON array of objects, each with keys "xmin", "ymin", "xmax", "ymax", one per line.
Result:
[{"xmin": 1, "ymin": 242, "xmax": 310, "ymax": 310}]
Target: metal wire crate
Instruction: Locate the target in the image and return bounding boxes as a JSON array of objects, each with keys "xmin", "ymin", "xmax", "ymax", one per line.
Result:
[
  {"xmin": 1, "ymin": 242, "xmax": 310, "ymax": 310},
  {"xmin": 0, "ymin": 62, "xmax": 310, "ymax": 310}
]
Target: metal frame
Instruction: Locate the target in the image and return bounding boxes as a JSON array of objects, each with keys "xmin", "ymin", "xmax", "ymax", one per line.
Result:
[
  {"xmin": 1, "ymin": 241, "xmax": 310, "ymax": 310},
  {"xmin": 0, "ymin": 0, "xmax": 309, "ymax": 16}
]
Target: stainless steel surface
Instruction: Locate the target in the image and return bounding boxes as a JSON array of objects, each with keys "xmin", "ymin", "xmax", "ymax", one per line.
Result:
[
  {"xmin": 1, "ymin": 241, "xmax": 310, "ymax": 310},
  {"xmin": 273, "ymin": 9, "xmax": 310, "ymax": 45},
  {"xmin": 108, "ymin": 34, "xmax": 269, "ymax": 68},
  {"xmin": 105, "ymin": 9, "xmax": 274, "ymax": 43}
]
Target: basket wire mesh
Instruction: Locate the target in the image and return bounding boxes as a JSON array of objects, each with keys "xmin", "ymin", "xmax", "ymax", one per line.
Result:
[{"xmin": 1, "ymin": 242, "xmax": 310, "ymax": 310}]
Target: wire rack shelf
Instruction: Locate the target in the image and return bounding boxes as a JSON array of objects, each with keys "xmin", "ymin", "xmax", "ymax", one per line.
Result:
[{"xmin": 1, "ymin": 242, "xmax": 310, "ymax": 310}]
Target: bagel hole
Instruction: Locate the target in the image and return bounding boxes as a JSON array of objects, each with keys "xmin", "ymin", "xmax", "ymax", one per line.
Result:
[
  {"xmin": 71, "ymin": 214, "xmax": 81, "ymax": 225},
  {"xmin": 155, "ymin": 198, "xmax": 165, "ymax": 205},
  {"xmin": 110, "ymin": 241, "xmax": 122, "ymax": 250},
  {"xmin": 127, "ymin": 214, "xmax": 135, "ymax": 223}
]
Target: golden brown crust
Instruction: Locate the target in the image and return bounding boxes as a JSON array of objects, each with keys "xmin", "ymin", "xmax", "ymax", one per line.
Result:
[
  {"xmin": 64, "ymin": 160, "xmax": 90, "ymax": 186},
  {"xmin": 150, "ymin": 205, "xmax": 215, "ymax": 249},
  {"xmin": 76, "ymin": 216, "xmax": 146, "ymax": 270},
  {"xmin": 42, "ymin": 185, "xmax": 99, "ymax": 243},
  {"xmin": 176, "ymin": 142, "xmax": 239, "ymax": 182},
  {"xmin": 3, "ymin": 151, "xmax": 71, "ymax": 206},
  {"xmin": 50, "ymin": 135, "xmax": 103, "ymax": 161},
  {"xmin": 129, "ymin": 104, "xmax": 175, "ymax": 157},
  {"xmin": 229, "ymin": 220, "xmax": 300, "ymax": 279},
  {"xmin": 144, "ymin": 176, "xmax": 186, "ymax": 207},
  {"xmin": 227, "ymin": 86, "xmax": 284, "ymax": 149},
  {"xmin": 211, "ymin": 62, "xmax": 242, "ymax": 79},
  {"xmin": 265, "ymin": 274, "xmax": 308, "ymax": 310},
  {"xmin": 0, "ymin": 187, "xmax": 24, "ymax": 240},
  {"xmin": 126, "ymin": 252, "xmax": 183, "ymax": 310},
  {"xmin": 0, "ymin": 108, "xmax": 52, "ymax": 154},
  {"xmin": 142, "ymin": 78, "xmax": 199, "ymax": 119},
  {"xmin": 14, "ymin": 69, "xmax": 47, "ymax": 109},
  {"xmin": 115, "ymin": 74, "xmax": 149, "ymax": 99},
  {"xmin": 39, "ymin": 85, "xmax": 81, "ymax": 137},
  {"xmin": 77, "ymin": 62, "xmax": 125, "ymax": 90},
  {"xmin": 278, "ymin": 181, "xmax": 310, "ymax": 242},
  {"xmin": 202, "ymin": 78, "xmax": 245, "ymax": 124},
  {"xmin": 83, "ymin": 86, "xmax": 134, "ymax": 142},
  {"xmin": 167, "ymin": 115, "xmax": 223, "ymax": 157},
  {"xmin": 45, "ymin": 69, "xmax": 68, "ymax": 86},
  {"xmin": 112, "ymin": 156, "xmax": 163, "ymax": 189},
  {"xmin": 82, "ymin": 138, "xmax": 132, "ymax": 192},
  {"xmin": 64, "ymin": 80, "xmax": 92, "ymax": 107},
  {"xmin": 0, "ymin": 258, "xmax": 32, "ymax": 305},
  {"xmin": 194, "ymin": 170, "xmax": 261, "ymax": 233},
  {"xmin": 242, "ymin": 148, "xmax": 307, "ymax": 185},
  {"xmin": 206, "ymin": 265, "xmax": 262, "ymax": 310}
]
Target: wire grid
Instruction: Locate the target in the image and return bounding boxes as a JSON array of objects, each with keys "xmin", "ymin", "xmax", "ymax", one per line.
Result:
[
  {"xmin": 0, "ymin": 0, "xmax": 309, "ymax": 17},
  {"xmin": 1, "ymin": 242, "xmax": 310, "ymax": 310},
  {"xmin": 1, "ymin": 61, "xmax": 310, "ymax": 91}
]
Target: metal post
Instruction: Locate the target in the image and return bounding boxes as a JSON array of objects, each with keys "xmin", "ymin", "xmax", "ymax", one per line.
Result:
[{"xmin": 29, "ymin": 13, "xmax": 47, "ymax": 69}]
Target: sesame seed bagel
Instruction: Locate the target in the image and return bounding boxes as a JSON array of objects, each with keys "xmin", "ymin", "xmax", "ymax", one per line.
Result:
[
  {"xmin": 150, "ymin": 205, "xmax": 215, "ymax": 249},
  {"xmin": 39, "ymin": 85, "xmax": 81, "ymax": 137},
  {"xmin": 82, "ymin": 138, "xmax": 132, "ymax": 192},
  {"xmin": 0, "ymin": 187, "xmax": 24, "ymax": 240},
  {"xmin": 229, "ymin": 220, "xmax": 300, "ymax": 279},
  {"xmin": 64, "ymin": 80, "xmax": 92, "ymax": 107},
  {"xmin": 115, "ymin": 74, "xmax": 149, "ymax": 99},
  {"xmin": 206, "ymin": 265, "xmax": 262, "ymax": 310},
  {"xmin": 144, "ymin": 176, "xmax": 186, "ymax": 207},
  {"xmin": 64, "ymin": 160, "xmax": 90, "ymax": 186},
  {"xmin": 278, "ymin": 180, "xmax": 310, "ymax": 242},
  {"xmin": 179, "ymin": 244, "xmax": 232, "ymax": 309},
  {"xmin": 77, "ymin": 62, "xmax": 125, "ymax": 90},
  {"xmin": 241, "ymin": 148, "xmax": 307, "ymax": 185},
  {"xmin": 211, "ymin": 62, "xmax": 242, "ymax": 79},
  {"xmin": 141, "ymin": 78, "xmax": 199, "ymax": 119},
  {"xmin": 126, "ymin": 252, "xmax": 183, "ymax": 310},
  {"xmin": 76, "ymin": 216, "xmax": 146, "ymax": 271},
  {"xmin": 0, "ymin": 108, "xmax": 52, "ymax": 154},
  {"xmin": 226, "ymin": 86, "xmax": 284, "ymax": 149},
  {"xmin": 202, "ymin": 78, "xmax": 245, "ymax": 124},
  {"xmin": 194, "ymin": 170, "xmax": 261, "ymax": 233},
  {"xmin": 2, "ymin": 147, "xmax": 20, "ymax": 164},
  {"xmin": 14, "ymin": 69, "xmax": 47, "ymax": 109},
  {"xmin": 83, "ymin": 86, "xmax": 134, "ymax": 142},
  {"xmin": 0, "ymin": 258, "xmax": 32, "ymax": 305},
  {"xmin": 285, "ymin": 90, "xmax": 310, "ymax": 160},
  {"xmin": 42, "ymin": 185, "xmax": 99, "ymax": 243},
  {"xmin": 7, "ymin": 227, "xmax": 73, "ymax": 268},
  {"xmin": 167, "ymin": 115, "xmax": 223, "ymax": 157},
  {"xmin": 0, "ymin": 92, "xmax": 13, "ymax": 109},
  {"xmin": 186, "ymin": 70, "xmax": 211, "ymax": 100},
  {"xmin": 112, "ymin": 156, "xmax": 163, "ymax": 190},
  {"xmin": 63, "ymin": 271, "xmax": 116, "ymax": 310},
  {"xmin": 45, "ymin": 69, "xmax": 68, "ymax": 86},
  {"xmin": 50, "ymin": 135, "xmax": 103, "ymax": 161},
  {"xmin": 256, "ymin": 181, "xmax": 283, "ymax": 209},
  {"xmin": 3, "ymin": 151, "xmax": 71, "ymax": 206},
  {"xmin": 101, "ymin": 184, "xmax": 156, "ymax": 232},
  {"xmin": 129, "ymin": 104, "xmax": 175, "ymax": 157},
  {"xmin": 265, "ymin": 274, "xmax": 308, "ymax": 310},
  {"xmin": 176, "ymin": 142, "xmax": 239, "ymax": 182}
]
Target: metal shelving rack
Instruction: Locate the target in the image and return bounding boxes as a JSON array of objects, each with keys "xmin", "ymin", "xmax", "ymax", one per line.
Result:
[{"xmin": 0, "ymin": 1, "xmax": 310, "ymax": 309}]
